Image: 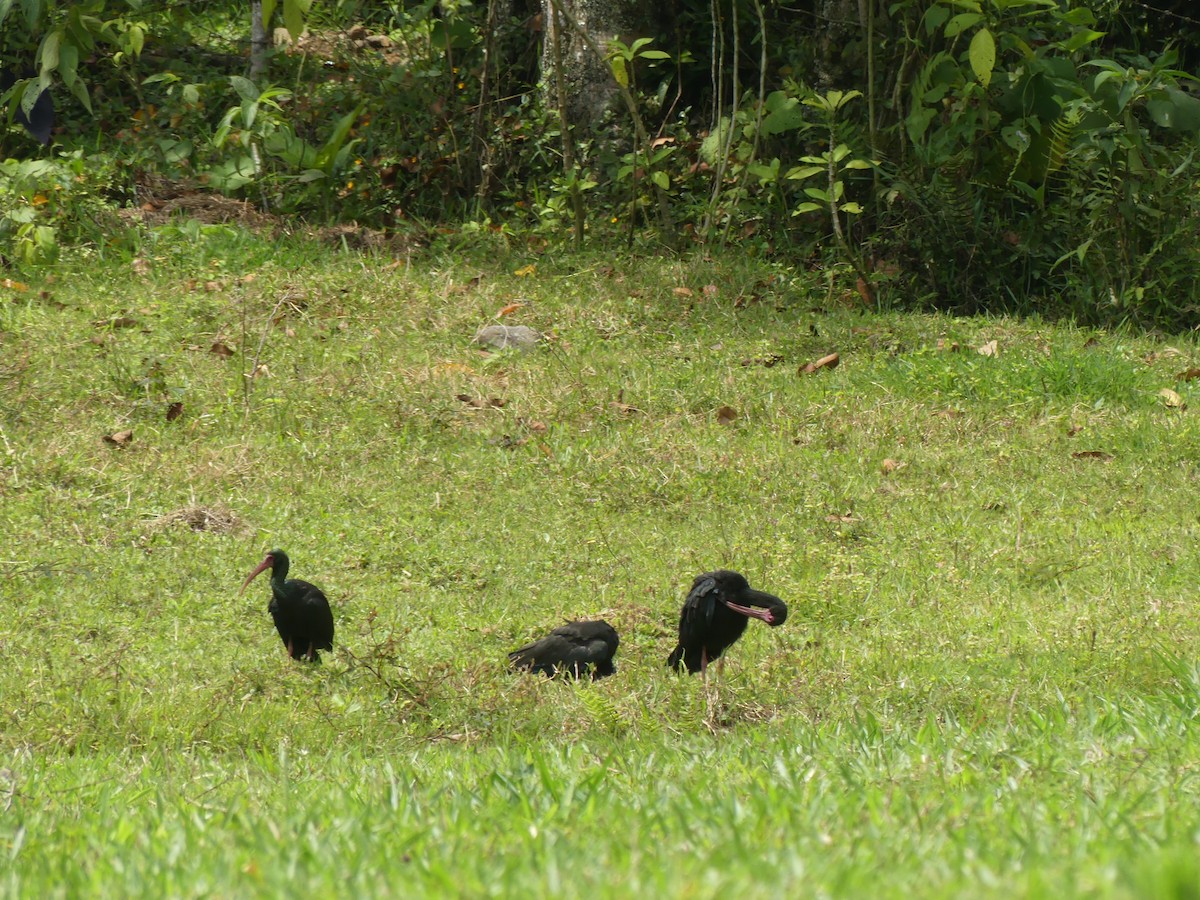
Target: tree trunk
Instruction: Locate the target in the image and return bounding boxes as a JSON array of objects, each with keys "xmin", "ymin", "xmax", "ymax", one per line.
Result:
[
  {"xmin": 249, "ymin": 0, "xmax": 269, "ymax": 79},
  {"xmin": 816, "ymin": 0, "xmax": 860, "ymax": 90},
  {"xmin": 540, "ymin": 0, "xmax": 646, "ymax": 126}
]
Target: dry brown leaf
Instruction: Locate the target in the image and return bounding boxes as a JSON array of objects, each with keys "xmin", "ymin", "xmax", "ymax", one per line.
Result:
[
  {"xmin": 525, "ymin": 420, "xmax": 548, "ymax": 433},
  {"xmin": 933, "ymin": 409, "xmax": 961, "ymax": 419},
  {"xmin": 130, "ymin": 258, "xmax": 151, "ymax": 276},
  {"xmin": 825, "ymin": 513, "xmax": 859, "ymax": 523},
  {"xmin": 204, "ymin": 280, "xmax": 224, "ymax": 293},
  {"xmin": 672, "ymin": 286, "xmax": 694, "ymax": 298},
  {"xmin": 1, "ymin": 279, "xmax": 29, "ymax": 292},
  {"xmin": 1072, "ymin": 450, "xmax": 1113, "ymax": 461},
  {"xmin": 1159, "ymin": 388, "xmax": 1186, "ymax": 409},
  {"xmin": 95, "ymin": 316, "xmax": 138, "ymax": 329},
  {"xmin": 165, "ymin": 401, "xmax": 184, "ymax": 422},
  {"xmin": 104, "ymin": 429, "xmax": 133, "ymax": 448},
  {"xmin": 610, "ymin": 389, "xmax": 643, "ymax": 416},
  {"xmin": 881, "ymin": 458, "xmax": 902, "ymax": 474},
  {"xmin": 1175, "ymin": 368, "xmax": 1200, "ymax": 382},
  {"xmin": 741, "ymin": 354, "xmax": 784, "ymax": 368},
  {"xmin": 703, "ymin": 284, "xmax": 719, "ymax": 298},
  {"xmin": 1146, "ymin": 347, "xmax": 1184, "ymax": 364},
  {"xmin": 716, "ymin": 405, "xmax": 738, "ymax": 425},
  {"xmin": 801, "ymin": 352, "xmax": 840, "ymax": 374},
  {"xmin": 497, "ymin": 302, "xmax": 523, "ymax": 317},
  {"xmin": 855, "ymin": 277, "xmax": 874, "ymax": 304},
  {"xmin": 210, "ymin": 341, "xmax": 235, "ymax": 358},
  {"xmin": 977, "ymin": 340, "xmax": 999, "ymax": 357},
  {"xmin": 936, "ymin": 338, "xmax": 960, "ymax": 352}
]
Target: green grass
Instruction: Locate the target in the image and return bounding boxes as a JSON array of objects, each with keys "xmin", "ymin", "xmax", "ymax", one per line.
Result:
[{"xmin": 3, "ymin": 232, "xmax": 1200, "ymax": 896}]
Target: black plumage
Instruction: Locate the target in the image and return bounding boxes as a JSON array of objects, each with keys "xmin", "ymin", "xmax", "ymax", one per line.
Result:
[
  {"xmin": 240, "ymin": 550, "xmax": 334, "ymax": 662},
  {"xmin": 0, "ymin": 70, "xmax": 55, "ymax": 145},
  {"xmin": 667, "ymin": 570, "xmax": 787, "ymax": 676},
  {"xmin": 509, "ymin": 620, "xmax": 620, "ymax": 680}
]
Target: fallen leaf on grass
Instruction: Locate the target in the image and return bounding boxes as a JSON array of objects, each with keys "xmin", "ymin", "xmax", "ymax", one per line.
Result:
[
  {"xmin": 610, "ymin": 390, "xmax": 643, "ymax": 416},
  {"xmin": 210, "ymin": 341, "xmax": 235, "ymax": 358},
  {"xmin": 1071, "ymin": 450, "xmax": 1113, "ymax": 461},
  {"xmin": 95, "ymin": 316, "xmax": 138, "ymax": 329},
  {"xmin": 456, "ymin": 394, "xmax": 506, "ymax": 409},
  {"xmin": 936, "ymin": 338, "xmax": 960, "ymax": 352},
  {"xmin": 881, "ymin": 458, "xmax": 903, "ymax": 474},
  {"xmin": 703, "ymin": 284, "xmax": 719, "ymax": 298},
  {"xmin": 1159, "ymin": 388, "xmax": 1186, "ymax": 409},
  {"xmin": 513, "ymin": 264, "xmax": 537, "ymax": 277},
  {"xmin": 716, "ymin": 405, "xmax": 738, "ymax": 425},
  {"xmin": 800, "ymin": 352, "xmax": 840, "ymax": 374},
  {"xmin": 166, "ymin": 402, "xmax": 184, "ymax": 422},
  {"xmin": 977, "ymin": 340, "xmax": 999, "ymax": 357},
  {"xmin": 741, "ymin": 354, "xmax": 785, "ymax": 368},
  {"xmin": 104, "ymin": 429, "xmax": 133, "ymax": 448},
  {"xmin": 1175, "ymin": 368, "xmax": 1200, "ymax": 382},
  {"xmin": 497, "ymin": 302, "xmax": 523, "ymax": 317},
  {"xmin": 672, "ymin": 286, "xmax": 694, "ymax": 298},
  {"xmin": 1145, "ymin": 347, "xmax": 1183, "ymax": 363},
  {"xmin": 1, "ymin": 279, "xmax": 29, "ymax": 292},
  {"xmin": 855, "ymin": 277, "xmax": 874, "ymax": 304},
  {"xmin": 825, "ymin": 513, "xmax": 860, "ymax": 523}
]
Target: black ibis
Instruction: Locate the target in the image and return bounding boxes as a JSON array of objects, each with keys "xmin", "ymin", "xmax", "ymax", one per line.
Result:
[
  {"xmin": 0, "ymin": 70, "xmax": 55, "ymax": 146},
  {"xmin": 240, "ymin": 550, "xmax": 334, "ymax": 663},
  {"xmin": 667, "ymin": 570, "xmax": 787, "ymax": 677},
  {"xmin": 509, "ymin": 620, "xmax": 620, "ymax": 680}
]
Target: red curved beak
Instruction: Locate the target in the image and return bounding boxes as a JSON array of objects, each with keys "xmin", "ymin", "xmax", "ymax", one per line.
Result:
[
  {"xmin": 240, "ymin": 554, "xmax": 274, "ymax": 595},
  {"xmin": 723, "ymin": 600, "xmax": 777, "ymax": 624}
]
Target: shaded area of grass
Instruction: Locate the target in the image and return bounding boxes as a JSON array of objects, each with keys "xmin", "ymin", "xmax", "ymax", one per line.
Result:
[{"xmin": 2, "ymin": 234, "xmax": 1200, "ymax": 893}]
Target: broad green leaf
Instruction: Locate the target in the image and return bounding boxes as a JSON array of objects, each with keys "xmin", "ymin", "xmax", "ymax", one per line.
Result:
[
  {"xmin": 804, "ymin": 186, "xmax": 829, "ymax": 201},
  {"xmin": 230, "ymin": 75, "xmax": 260, "ymax": 104},
  {"xmin": 1057, "ymin": 29, "xmax": 1104, "ymax": 53},
  {"xmin": 793, "ymin": 201, "xmax": 822, "ymax": 214},
  {"xmin": 843, "ymin": 159, "xmax": 874, "ymax": 169},
  {"xmin": 1147, "ymin": 87, "xmax": 1200, "ymax": 131},
  {"xmin": 263, "ymin": 0, "xmax": 278, "ymax": 28},
  {"xmin": 58, "ymin": 43, "xmax": 79, "ymax": 88},
  {"xmin": 944, "ymin": 12, "xmax": 984, "ymax": 38},
  {"xmin": 969, "ymin": 28, "xmax": 996, "ymax": 88},
  {"xmin": 610, "ymin": 57, "xmax": 628, "ymax": 88},
  {"xmin": 841, "ymin": 202, "xmax": 864, "ymax": 213},
  {"xmin": 785, "ymin": 164, "xmax": 824, "ymax": 181},
  {"xmin": 651, "ymin": 170, "xmax": 669, "ymax": 191},
  {"xmin": 923, "ymin": 5, "xmax": 950, "ymax": 35},
  {"xmin": 284, "ymin": 0, "xmax": 310, "ymax": 40},
  {"xmin": 39, "ymin": 30, "xmax": 62, "ymax": 73}
]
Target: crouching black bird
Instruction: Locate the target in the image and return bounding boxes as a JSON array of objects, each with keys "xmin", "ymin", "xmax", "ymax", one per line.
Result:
[
  {"xmin": 509, "ymin": 620, "xmax": 620, "ymax": 680},
  {"xmin": 240, "ymin": 550, "xmax": 334, "ymax": 662},
  {"xmin": 667, "ymin": 570, "xmax": 787, "ymax": 677},
  {"xmin": 0, "ymin": 70, "xmax": 55, "ymax": 146}
]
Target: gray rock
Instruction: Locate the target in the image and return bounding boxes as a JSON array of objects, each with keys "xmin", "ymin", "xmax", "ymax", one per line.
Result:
[{"xmin": 474, "ymin": 325, "xmax": 542, "ymax": 351}]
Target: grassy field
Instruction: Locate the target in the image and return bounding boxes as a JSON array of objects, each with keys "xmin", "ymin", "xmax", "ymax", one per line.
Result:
[{"xmin": 3, "ymin": 231, "xmax": 1200, "ymax": 896}]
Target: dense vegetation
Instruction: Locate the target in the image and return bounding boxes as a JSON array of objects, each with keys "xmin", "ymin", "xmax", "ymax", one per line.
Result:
[
  {"xmin": 2, "ymin": 0, "xmax": 1199, "ymax": 323},
  {"xmin": 2, "ymin": 4, "xmax": 1200, "ymax": 891}
]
